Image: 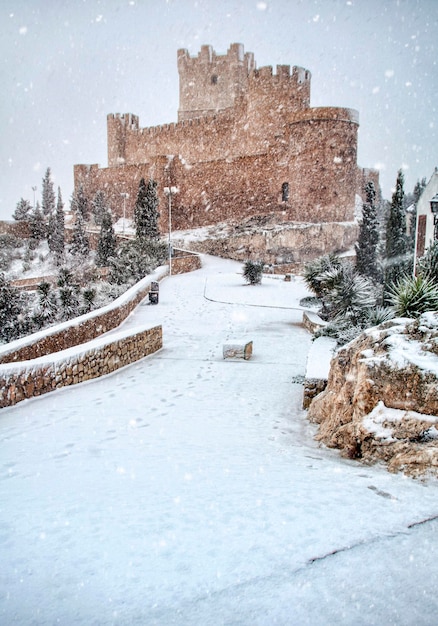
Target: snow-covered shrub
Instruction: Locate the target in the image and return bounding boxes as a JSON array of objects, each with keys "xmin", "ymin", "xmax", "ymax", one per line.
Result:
[
  {"xmin": 303, "ymin": 253, "xmax": 342, "ymax": 299},
  {"xmin": 109, "ymin": 239, "xmax": 167, "ymax": 285},
  {"xmin": 243, "ymin": 260, "xmax": 264, "ymax": 285},
  {"xmin": 388, "ymin": 275, "xmax": 438, "ymax": 319},
  {"xmin": 417, "ymin": 240, "xmax": 438, "ymax": 285}
]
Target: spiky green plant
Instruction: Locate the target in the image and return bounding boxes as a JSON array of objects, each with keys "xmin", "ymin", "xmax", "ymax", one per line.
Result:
[
  {"xmin": 243, "ymin": 260, "xmax": 264, "ymax": 285},
  {"xmin": 417, "ymin": 241, "xmax": 438, "ymax": 285},
  {"xmin": 388, "ymin": 275, "xmax": 438, "ymax": 318},
  {"xmin": 303, "ymin": 253, "xmax": 342, "ymax": 298}
]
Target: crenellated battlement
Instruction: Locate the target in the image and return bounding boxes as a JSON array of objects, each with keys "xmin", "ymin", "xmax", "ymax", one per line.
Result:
[{"xmin": 75, "ymin": 43, "xmax": 375, "ymax": 247}]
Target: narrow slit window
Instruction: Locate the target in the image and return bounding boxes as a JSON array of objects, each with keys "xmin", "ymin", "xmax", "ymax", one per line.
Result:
[
  {"xmin": 211, "ymin": 74, "xmax": 218, "ymax": 85},
  {"xmin": 282, "ymin": 182, "xmax": 289, "ymax": 202}
]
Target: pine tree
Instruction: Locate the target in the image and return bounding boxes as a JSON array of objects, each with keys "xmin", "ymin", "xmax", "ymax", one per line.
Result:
[
  {"xmin": 29, "ymin": 202, "xmax": 46, "ymax": 242},
  {"xmin": 12, "ymin": 198, "xmax": 32, "ymax": 221},
  {"xmin": 96, "ymin": 211, "xmax": 117, "ymax": 266},
  {"xmin": 91, "ymin": 190, "xmax": 107, "ymax": 226},
  {"xmin": 355, "ymin": 181, "xmax": 380, "ymax": 281},
  {"xmin": 0, "ymin": 273, "xmax": 22, "ymax": 342},
  {"xmin": 71, "ymin": 185, "xmax": 89, "ymax": 221},
  {"xmin": 134, "ymin": 178, "xmax": 160, "ymax": 240},
  {"xmin": 50, "ymin": 187, "xmax": 65, "ymax": 266},
  {"xmin": 70, "ymin": 208, "xmax": 89, "ymax": 257},
  {"xmin": 41, "ymin": 167, "xmax": 55, "ymax": 217}
]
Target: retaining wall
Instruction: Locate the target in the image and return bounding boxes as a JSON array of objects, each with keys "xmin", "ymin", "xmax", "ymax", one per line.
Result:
[
  {"xmin": 1, "ymin": 251, "xmax": 200, "ymax": 365},
  {"xmin": 0, "ymin": 325, "xmax": 162, "ymax": 409}
]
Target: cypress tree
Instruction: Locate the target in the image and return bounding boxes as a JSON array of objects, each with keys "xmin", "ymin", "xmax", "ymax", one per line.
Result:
[
  {"xmin": 96, "ymin": 211, "xmax": 117, "ymax": 266},
  {"xmin": 70, "ymin": 208, "xmax": 90, "ymax": 257},
  {"xmin": 51, "ymin": 187, "xmax": 65, "ymax": 265},
  {"xmin": 355, "ymin": 181, "xmax": 379, "ymax": 281},
  {"xmin": 385, "ymin": 170, "xmax": 407, "ymax": 260},
  {"xmin": 384, "ymin": 170, "xmax": 409, "ymax": 290},
  {"xmin": 91, "ymin": 190, "xmax": 107, "ymax": 226},
  {"xmin": 71, "ymin": 185, "xmax": 89, "ymax": 221},
  {"xmin": 41, "ymin": 167, "xmax": 55, "ymax": 217},
  {"xmin": 134, "ymin": 178, "xmax": 160, "ymax": 240}
]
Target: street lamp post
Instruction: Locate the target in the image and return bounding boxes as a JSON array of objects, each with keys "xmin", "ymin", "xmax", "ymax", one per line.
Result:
[
  {"xmin": 120, "ymin": 193, "xmax": 129, "ymax": 234},
  {"xmin": 164, "ymin": 186, "xmax": 178, "ymax": 276},
  {"xmin": 32, "ymin": 186, "xmax": 37, "ymax": 210}
]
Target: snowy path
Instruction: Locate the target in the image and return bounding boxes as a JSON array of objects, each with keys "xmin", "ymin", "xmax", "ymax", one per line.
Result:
[{"xmin": 1, "ymin": 255, "xmax": 437, "ymax": 625}]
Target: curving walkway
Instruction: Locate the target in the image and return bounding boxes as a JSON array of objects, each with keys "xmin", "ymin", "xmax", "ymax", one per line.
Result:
[{"xmin": 0, "ymin": 255, "xmax": 437, "ymax": 625}]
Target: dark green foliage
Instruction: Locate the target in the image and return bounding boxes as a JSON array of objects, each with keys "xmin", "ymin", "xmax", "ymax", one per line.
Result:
[
  {"xmin": 406, "ymin": 177, "xmax": 427, "ymax": 252},
  {"xmin": 384, "ymin": 170, "xmax": 410, "ymax": 290},
  {"xmin": 355, "ymin": 181, "xmax": 380, "ymax": 281},
  {"xmin": 33, "ymin": 281, "xmax": 58, "ymax": 328},
  {"xmin": 59, "ymin": 285, "xmax": 80, "ymax": 321},
  {"xmin": 134, "ymin": 178, "xmax": 160, "ymax": 240},
  {"xmin": 41, "ymin": 168, "xmax": 55, "ymax": 217},
  {"xmin": 96, "ymin": 211, "xmax": 117, "ymax": 267},
  {"xmin": 304, "ymin": 255, "xmax": 384, "ymax": 345},
  {"xmin": 365, "ymin": 305, "xmax": 395, "ymax": 327},
  {"xmin": 91, "ymin": 190, "xmax": 107, "ymax": 226},
  {"xmin": 303, "ymin": 253, "xmax": 343, "ymax": 299},
  {"xmin": 417, "ymin": 241, "xmax": 438, "ymax": 285},
  {"xmin": 29, "ymin": 203, "xmax": 46, "ymax": 242},
  {"xmin": 81, "ymin": 288, "xmax": 96, "ymax": 314},
  {"xmin": 56, "ymin": 267, "xmax": 80, "ymax": 321},
  {"xmin": 0, "ymin": 234, "xmax": 23, "ymax": 272},
  {"xmin": 317, "ymin": 263, "xmax": 377, "ymax": 325},
  {"xmin": 48, "ymin": 187, "xmax": 65, "ymax": 265},
  {"xmin": 388, "ymin": 275, "xmax": 438, "ymax": 319},
  {"xmin": 70, "ymin": 209, "xmax": 89, "ymax": 257},
  {"xmin": 243, "ymin": 260, "xmax": 264, "ymax": 285},
  {"xmin": 70, "ymin": 185, "xmax": 89, "ymax": 221},
  {"xmin": 13, "ymin": 198, "xmax": 32, "ymax": 221},
  {"xmin": 109, "ymin": 239, "xmax": 167, "ymax": 285},
  {"xmin": 0, "ymin": 273, "xmax": 24, "ymax": 342}
]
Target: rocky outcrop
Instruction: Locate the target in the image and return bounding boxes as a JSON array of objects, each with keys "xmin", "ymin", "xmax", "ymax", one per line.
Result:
[{"xmin": 307, "ymin": 313, "xmax": 438, "ymax": 478}]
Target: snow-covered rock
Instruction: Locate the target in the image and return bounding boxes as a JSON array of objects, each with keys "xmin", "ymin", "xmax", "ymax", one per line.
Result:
[{"xmin": 308, "ymin": 314, "xmax": 438, "ymax": 477}]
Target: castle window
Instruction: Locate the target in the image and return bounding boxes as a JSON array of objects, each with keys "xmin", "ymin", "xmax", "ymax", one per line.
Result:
[
  {"xmin": 282, "ymin": 182, "xmax": 289, "ymax": 202},
  {"xmin": 211, "ymin": 74, "xmax": 218, "ymax": 85}
]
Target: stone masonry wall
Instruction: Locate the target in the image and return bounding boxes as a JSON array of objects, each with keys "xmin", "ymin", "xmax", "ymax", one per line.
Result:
[
  {"xmin": 1, "ymin": 252, "xmax": 200, "ymax": 365},
  {"xmin": 74, "ymin": 43, "xmax": 375, "ymax": 255},
  {"xmin": 0, "ymin": 325, "xmax": 162, "ymax": 409},
  {"xmin": 0, "ymin": 268, "xmax": 168, "ymax": 364}
]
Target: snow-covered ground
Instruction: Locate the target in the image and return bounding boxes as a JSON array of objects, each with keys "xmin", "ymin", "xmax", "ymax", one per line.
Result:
[{"xmin": 1, "ymin": 255, "xmax": 437, "ymax": 625}]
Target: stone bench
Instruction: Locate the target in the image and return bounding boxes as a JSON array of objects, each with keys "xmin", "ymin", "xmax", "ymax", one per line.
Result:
[{"xmin": 223, "ymin": 340, "xmax": 253, "ymax": 360}]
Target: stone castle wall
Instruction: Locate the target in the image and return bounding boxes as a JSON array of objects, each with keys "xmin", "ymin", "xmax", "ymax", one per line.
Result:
[{"xmin": 74, "ymin": 43, "xmax": 378, "ymax": 259}]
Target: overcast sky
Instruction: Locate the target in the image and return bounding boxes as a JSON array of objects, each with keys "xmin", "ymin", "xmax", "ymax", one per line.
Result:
[{"xmin": 1, "ymin": 0, "xmax": 437, "ymax": 220}]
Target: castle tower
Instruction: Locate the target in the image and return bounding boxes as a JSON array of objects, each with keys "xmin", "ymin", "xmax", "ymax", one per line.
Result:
[
  {"xmin": 177, "ymin": 43, "xmax": 255, "ymax": 121},
  {"xmin": 107, "ymin": 113, "xmax": 139, "ymax": 167}
]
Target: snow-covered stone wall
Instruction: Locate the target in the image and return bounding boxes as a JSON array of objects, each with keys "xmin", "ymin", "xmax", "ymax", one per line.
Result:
[{"xmin": 0, "ymin": 325, "xmax": 162, "ymax": 409}]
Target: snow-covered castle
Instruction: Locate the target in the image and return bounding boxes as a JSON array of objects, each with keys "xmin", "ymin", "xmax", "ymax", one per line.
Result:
[{"xmin": 74, "ymin": 43, "xmax": 378, "ymax": 264}]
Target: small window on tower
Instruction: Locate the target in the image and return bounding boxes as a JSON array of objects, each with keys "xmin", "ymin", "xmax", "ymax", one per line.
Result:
[
  {"xmin": 282, "ymin": 182, "xmax": 289, "ymax": 202},
  {"xmin": 211, "ymin": 74, "xmax": 218, "ymax": 85}
]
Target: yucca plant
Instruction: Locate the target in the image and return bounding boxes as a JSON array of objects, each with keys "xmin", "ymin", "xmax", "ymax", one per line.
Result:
[
  {"xmin": 303, "ymin": 253, "xmax": 343, "ymax": 298},
  {"xmin": 388, "ymin": 275, "xmax": 438, "ymax": 319},
  {"xmin": 417, "ymin": 240, "xmax": 438, "ymax": 285},
  {"xmin": 243, "ymin": 260, "xmax": 264, "ymax": 285}
]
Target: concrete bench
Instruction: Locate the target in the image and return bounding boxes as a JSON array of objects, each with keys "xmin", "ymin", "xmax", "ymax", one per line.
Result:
[{"xmin": 223, "ymin": 340, "xmax": 253, "ymax": 360}]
